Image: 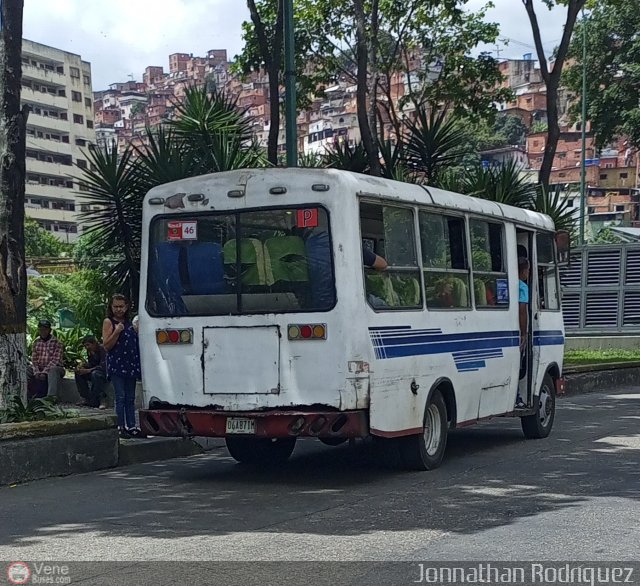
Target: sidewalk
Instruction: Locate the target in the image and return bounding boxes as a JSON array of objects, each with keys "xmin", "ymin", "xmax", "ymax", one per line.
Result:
[{"xmin": 64, "ymin": 404, "xmax": 226, "ymax": 466}]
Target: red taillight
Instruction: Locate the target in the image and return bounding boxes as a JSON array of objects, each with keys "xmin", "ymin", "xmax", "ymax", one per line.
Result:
[
  {"xmin": 157, "ymin": 328, "xmax": 193, "ymax": 345},
  {"xmin": 288, "ymin": 323, "xmax": 326, "ymax": 340}
]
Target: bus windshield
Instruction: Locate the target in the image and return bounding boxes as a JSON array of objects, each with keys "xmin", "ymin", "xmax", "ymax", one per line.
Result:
[{"xmin": 146, "ymin": 206, "xmax": 335, "ymax": 316}]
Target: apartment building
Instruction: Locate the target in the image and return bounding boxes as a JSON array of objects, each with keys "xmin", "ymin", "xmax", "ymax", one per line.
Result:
[{"xmin": 21, "ymin": 39, "xmax": 96, "ymax": 242}]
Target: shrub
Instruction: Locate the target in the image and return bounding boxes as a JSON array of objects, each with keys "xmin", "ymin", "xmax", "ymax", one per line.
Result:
[{"xmin": 0, "ymin": 395, "xmax": 79, "ymax": 424}]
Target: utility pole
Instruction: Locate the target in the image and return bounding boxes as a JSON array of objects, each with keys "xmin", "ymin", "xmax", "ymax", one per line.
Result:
[
  {"xmin": 283, "ymin": 0, "xmax": 297, "ymax": 167},
  {"xmin": 578, "ymin": 8, "xmax": 588, "ymax": 245}
]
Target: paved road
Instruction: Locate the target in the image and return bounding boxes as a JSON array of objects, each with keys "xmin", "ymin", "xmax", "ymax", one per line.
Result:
[{"xmin": 0, "ymin": 388, "xmax": 638, "ymax": 584}]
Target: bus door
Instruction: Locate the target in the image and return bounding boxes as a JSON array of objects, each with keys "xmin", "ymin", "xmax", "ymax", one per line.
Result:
[{"xmin": 516, "ymin": 229, "xmax": 535, "ymax": 407}]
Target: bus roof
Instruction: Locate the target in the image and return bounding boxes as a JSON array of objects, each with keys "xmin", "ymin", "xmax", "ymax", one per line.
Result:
[{"xmin": 144, "ymin": 167, "xmax": 556, "ymax": 232}]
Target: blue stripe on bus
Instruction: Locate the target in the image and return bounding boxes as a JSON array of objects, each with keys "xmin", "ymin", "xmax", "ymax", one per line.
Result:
[
  {"xmin": 533, "ymin": 330, "xmax": 565, "ymax": 346},
  {"xmin": 368, "ymin": 327, "xmax": 564, "ymax": 371}
]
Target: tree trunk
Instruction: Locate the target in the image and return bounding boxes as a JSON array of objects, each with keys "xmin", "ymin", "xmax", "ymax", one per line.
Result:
[
  {"xmin": 0, "ymin": 0, "xmax": 28, "ymax": 409},
  {"xmin": 248, "ymin": 0, "xmax": 284, "ymax": 166},
  {"xmin": 523, "ymin": 0, "xmax": 585, "ymax": 190},
  {"xmin": 539, "ymin": 79, "xmax": 560, "ymax": 189},
  {"xmin": 367, "ymin": 0, "xmax": 380, "ymax": 144},
  {"xmin": 354, "ymin": 0, "xmax": 381, "ymax": 176}
]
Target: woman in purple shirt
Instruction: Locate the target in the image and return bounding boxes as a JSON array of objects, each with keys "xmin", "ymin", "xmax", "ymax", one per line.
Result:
[{"xmin": 102, "ymin": 294, "xmax": 143, "ymax": 438}]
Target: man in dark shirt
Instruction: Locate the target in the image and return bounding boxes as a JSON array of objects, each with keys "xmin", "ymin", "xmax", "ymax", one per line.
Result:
[
  {"xmin": 74, "ymin": 335, "xmax": 108, "ymax": 408},
  {"xmin": 363, "ymin": 246, "xmax": 387, "ymax": 270}
]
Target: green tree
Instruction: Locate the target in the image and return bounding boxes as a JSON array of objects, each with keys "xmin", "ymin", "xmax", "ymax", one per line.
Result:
[
  {"xmin": 167, "ymin": 86, "xmax": 265, "ymax": 173},
  {"xmin": 591, "ymin": 227, "xmax": 624, "ymax": 244},
  {"xmin": 24, "ymin": 219, "xmax": 69, "ymax": 257},
  {"xmin": 129, "ymin": 101, "xmax": 146, "ymax": 118},
  {"xmin": 234, "ymin": 0, "xmax": 513, "ymax": 170},
  {"xmin": 404, "ymin": 107, "xmax": 472, "ymax": 186},
  {"xmin": 522, "ymin": 0, "xmax": 587, "ymax": 189},
  {"xmin": 454, "ymin": 160, "xmax": 535, "ymax": 207},
  {"xmin": 564, "ymin": 0, "xmax": 640, "ymax": 149},
  {"xmin": 466, "ymin": 114, "xmax": 528, "ymax": 154}
]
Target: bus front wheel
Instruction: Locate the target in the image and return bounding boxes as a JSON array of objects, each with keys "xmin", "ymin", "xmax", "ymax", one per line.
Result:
[
  {"xmin": 521, "ymin": 373, "xmax": 556, "ymax": 439},
  {"xmin": 225, "ymin": 436, "xmax": 297, "ymax": 465},
  {"xmin": 399, "ymin": 390, "xmax": 448, "ymax": 470}
]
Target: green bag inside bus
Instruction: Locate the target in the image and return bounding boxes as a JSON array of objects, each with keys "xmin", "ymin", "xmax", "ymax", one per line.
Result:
[
  {"xmin": 451, "ymin": 277, "xmax": 469, "ymax": 307},
  {"xmin": 391, "ymin": 275, "xmax": 421, "ymax": 307},
  {"xmin": 264, "ymin": 236, "xmax": 309, "ymax": 283},
  {"xmin": 474, "ymin": 278, "xmax": 487, "ymax": 307},
  {"xmin": 223, "ymin": 238, "xmax": 268, "ymax": 285},
  {"xmin": 366, "ymin": 272, "xmax": 400, "ymax": 307}
]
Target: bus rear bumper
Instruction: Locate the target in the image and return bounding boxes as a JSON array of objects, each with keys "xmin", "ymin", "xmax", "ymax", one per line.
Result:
[{"xmin": 139, "ymin": 408, "xmax": 369, "ymax": 439}]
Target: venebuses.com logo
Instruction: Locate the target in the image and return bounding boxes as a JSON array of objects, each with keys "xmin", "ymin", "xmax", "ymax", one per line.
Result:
[{"xmin": 6, "ymin": 562, "xmax": 31, "ymax": 585}]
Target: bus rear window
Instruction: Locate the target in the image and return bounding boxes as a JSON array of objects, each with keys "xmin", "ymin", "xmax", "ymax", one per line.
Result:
[{"xmin": 146, "ymin": 207, "xmax": 335, "ymax": 316}]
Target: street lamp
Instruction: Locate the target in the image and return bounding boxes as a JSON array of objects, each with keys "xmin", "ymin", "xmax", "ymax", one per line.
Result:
[
  {"xmin": 579, "ymin": 8, "xmax": 588, "ymax": 245},
  {"xmin": 283, "ymin": 0, "xmax": 297, "ymax": 167}
]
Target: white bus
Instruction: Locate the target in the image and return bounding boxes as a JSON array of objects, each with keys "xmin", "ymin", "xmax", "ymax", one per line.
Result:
[{"xmin": 138, "ymin": 168, "xmax": 566, "ymax": 470}]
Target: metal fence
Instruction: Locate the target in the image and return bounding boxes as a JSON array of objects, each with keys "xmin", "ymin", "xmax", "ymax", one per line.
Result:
[{"xmin": 560, "ymin": 243, "xmax": 640, "ymax": 335}]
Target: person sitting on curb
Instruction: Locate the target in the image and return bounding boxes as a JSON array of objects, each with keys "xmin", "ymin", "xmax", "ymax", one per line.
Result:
[
  {"xmin": 27, "ymin": 319, "xmax": 65, "ymax": 400},
  {"xmin": 74, "ymin": 335, "xmax": 108, "ymax": 409}
]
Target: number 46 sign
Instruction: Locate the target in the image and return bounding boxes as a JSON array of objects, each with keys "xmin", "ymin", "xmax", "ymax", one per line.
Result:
[{"xmin": 168, "ymin": 221, "xmax": 197, "ymax": 241}]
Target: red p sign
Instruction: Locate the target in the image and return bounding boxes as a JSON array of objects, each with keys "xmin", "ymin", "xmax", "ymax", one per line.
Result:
[{"xmin": 296, "ymin": 208, "xmax": 319, "ymax": 228}]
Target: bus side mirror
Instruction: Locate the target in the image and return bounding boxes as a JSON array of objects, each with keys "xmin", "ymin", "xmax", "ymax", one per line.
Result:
[{"xmin": 555, "ymin": 230, "xmax": 570, "ymax": 266}]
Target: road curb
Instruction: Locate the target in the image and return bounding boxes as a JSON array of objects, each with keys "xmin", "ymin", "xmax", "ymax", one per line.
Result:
[
  {"xmin": 117, "ymin": 436, "xmax": 205, "ymax": 466},
  {"xmin": 564, "ymin": 364, "xmax": 640, "ymax": 396},
  {"xmin": 0, "ymin": 426, "xmax": 118, "ymax": 486}
]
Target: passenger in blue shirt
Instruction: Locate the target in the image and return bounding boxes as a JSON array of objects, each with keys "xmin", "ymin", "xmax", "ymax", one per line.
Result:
[
  {"xmin": 518, "ymin": 257, "xmax": 530, "ymax": 349},
  {"xmin": 516, "ymin": 257, "xmax": 530, "ymax": 408}
]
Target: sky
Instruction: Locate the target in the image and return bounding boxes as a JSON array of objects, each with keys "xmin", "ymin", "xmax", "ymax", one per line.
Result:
[{"xmin": 23, "ymin": 0, "xmax": 566, "ymax": 91}]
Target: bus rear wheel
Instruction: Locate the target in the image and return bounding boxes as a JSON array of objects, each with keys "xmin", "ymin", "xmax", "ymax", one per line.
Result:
[
  {"xmin": 225, "ymin": 436, "xmax": 297, "ymax": 465},
  {"xmin": 399, "ymin": 390, "xmax": 448, "ymax": 470},
  {"xmin": 521, "ymin": 373, "xmax": 556, "ymax": 439}
]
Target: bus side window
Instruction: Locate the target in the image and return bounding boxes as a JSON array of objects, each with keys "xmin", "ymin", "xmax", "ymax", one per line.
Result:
[
  {"xmin": 536, "ymin": 232, "xmax": 560, "ymax": 311},
  {"xmin": 470, "ymin": 219, "xmax": 508, "ymax": 309},
  {"xmin": 419, "ymin": 211, "xmax": 471, "ymax": 309},
  {"xmin": 359, "ymin": 202, "xmax": 422, "ymax": 309}
]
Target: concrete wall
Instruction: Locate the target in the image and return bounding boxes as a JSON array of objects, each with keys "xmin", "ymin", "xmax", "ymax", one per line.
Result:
[
  {"xmin": 566, "ymin": 336, "xmax": 640, "ymax": 351},
  {"xmin": 56, "ymin": 378, "xmax": 144, "ymax": 409}
]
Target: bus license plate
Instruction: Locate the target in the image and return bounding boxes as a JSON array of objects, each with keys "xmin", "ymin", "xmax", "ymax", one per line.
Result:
[{"xmin": 226, "ymin": 418, "xmax": 256, "ymax": 434}]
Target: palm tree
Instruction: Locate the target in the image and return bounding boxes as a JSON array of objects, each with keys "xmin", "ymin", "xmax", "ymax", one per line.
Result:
[
  {"xmin": 324, "ymin": 141, "xmax": 369, "ymax": 174},
  {"xmin": 168, "ymin": 86, "xmax": 266, "ymax": 173},
  {"xmin": 529, "ymin": 184, "xmax": 577, "ymax": 234},
  {"xmin": 403, "ymin": 107, "xmax": 471, "ymax": 186},
  {"xmin": 457, "ymin": 160, "xmax": 535, "ymax": 208},
  {"xmin": 379, "ymin": 140, "xmax": 415, "ymax": 182},
  {"xmin": 77, "ymin": 144, "xmax": 143, "ymax": 303}
]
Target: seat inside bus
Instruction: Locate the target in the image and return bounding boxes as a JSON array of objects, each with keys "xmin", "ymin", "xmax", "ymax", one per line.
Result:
[
  {"xmin": 365, "ymin": 272, "xmax": 421, "ymax": 308},
  {"xmin": 152, "ymin": 241, "xmax": 226, "ymax": 313},
  {"xmin": 223, "ymin": 236, "xmax": 310, "ymax": 288},
  {"xmin": 424, "ymin": 275, "xmax": 469, "ymax": 308}
]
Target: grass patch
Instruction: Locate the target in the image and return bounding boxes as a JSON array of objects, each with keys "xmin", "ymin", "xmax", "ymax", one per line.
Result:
[{"xmin": 564, "ymin": 349, "xmax": 640, "ymax": 366}]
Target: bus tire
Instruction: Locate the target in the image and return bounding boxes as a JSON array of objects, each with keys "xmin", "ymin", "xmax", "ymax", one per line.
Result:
[
  {"xmin": 399, "ymin": 389, "xmax": 448, "ymax": 471},
  {"xmin": 521, "ymin": 373, "xmax": 555, "ymax": 439},
  {"xmin": 225, "ymin": 437, "xmax": 297, "ymax": 465}
]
